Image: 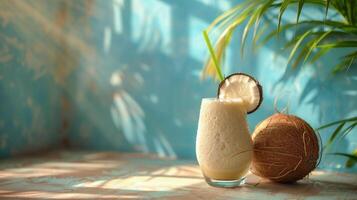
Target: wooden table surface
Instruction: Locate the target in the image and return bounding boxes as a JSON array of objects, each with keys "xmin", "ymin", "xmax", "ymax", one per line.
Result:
[{"xmin": 0, "ymin": 151, "xmax": 356, "ymax": 200}]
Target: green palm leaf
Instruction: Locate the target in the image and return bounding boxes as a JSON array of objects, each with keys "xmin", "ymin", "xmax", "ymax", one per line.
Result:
[
  {"xmin": 325, "ymin": 122, "xmax": 345, "ymax": 148},
  {"xmin": 278, "ymin": 0, "xmax": 293, "ymax": 33},
  {"xmin": 303, "ymin": 30, "xmax": 332, "ymax": 63},
  {"xmin": 344, "ymin": 51, "xmax": 357, "ymax": 59},
  {"xmin": 332, "ymin": 54, "xmax": 356, "ymax": 73},
  {"xmin": 309, "ymin": 46, "xmax": 332, "ymax": 64},
  {"xmin": 253, "ymin": 0, "xmax": 275, "ymax": 39},
  {"xmin": 241, "ymin": 0, "xmax": 275, "ymax": 55},
  {"xmin": 241, "ymin": 10, "xmax": 260, "ymax": 56},
  {"xmin": 296, "ymin": 0, "xmax": 305, "ymax": 23},
  {"xmin": 203, "ymin": 0, "xmax": 357, "ymax": 78},
  {"xmin": 317, "ymin": 117, "xmax": 357, "ymax": 149},
  {"xmin": 317, "ymin": 41, "xmax": 357, "ymax": 48},
  {"xmin": 286, "ymin": 30, "xmax": 312, "ymax": 67},
  {"xmin": 345, "ymin": 149, "xmax": 357, "ymax": 168},
  {"xmin": 208, "ymin": 3, "xmax": 245, "ymax": 33},
  {"xmin": 330, "ymin": 153, "xmax": 357, "ymax": 168},
  {"xmin": 325, "ymin": 0, "xmax": 331, "ymax": 19},
  {"xmin": 316, "ymin": 116, "xmax": 357, "ymax": 130},
  {"xmin": 340, "ymin": 122, "xmax": 357, "ymax": 139}
]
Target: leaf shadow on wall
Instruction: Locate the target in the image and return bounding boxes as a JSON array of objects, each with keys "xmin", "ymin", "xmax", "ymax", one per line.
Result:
[{"xmin": 66, "ymin": 0, "xmax": 224, "ymax": 159}]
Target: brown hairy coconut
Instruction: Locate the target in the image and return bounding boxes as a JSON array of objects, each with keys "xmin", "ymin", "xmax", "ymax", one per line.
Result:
[{"xmin": 251, "ymin": 113, "xmax": 319, "ymax": 183}]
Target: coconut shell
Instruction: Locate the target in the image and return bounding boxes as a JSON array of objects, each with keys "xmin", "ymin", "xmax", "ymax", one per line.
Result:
[{"xmin": 251, "ymin": 113, "xmax": 319, "ymax": 183}]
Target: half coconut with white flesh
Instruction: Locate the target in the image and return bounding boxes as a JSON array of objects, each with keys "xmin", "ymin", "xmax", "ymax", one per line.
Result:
[{"xmin": 218, "ymin": 73, "xmax": 263, "ymax": 114}]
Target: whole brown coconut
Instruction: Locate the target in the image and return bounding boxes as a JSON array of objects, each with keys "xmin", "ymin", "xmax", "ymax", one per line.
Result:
[{"xmin": 251, "ymin": 113, "xmax": 319, "ymax": 183}]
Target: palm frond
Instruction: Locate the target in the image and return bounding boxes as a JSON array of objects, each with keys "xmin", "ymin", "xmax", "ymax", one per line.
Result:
[
  {"xmin": 317, "ymin": 41, "xmax": 357, "ymax": 48},
  {"xmin": 202, "ymin": 1, "xmax": 261, "ymax": 79},
  {"xmin": 332, "ymin": 54, "xmax": 356, "ymax": 73},
  {"xmin": 253, "ymin": 0, "xmax": 275, "ymax": 39},
  {"xmin": 320, "ymin": 117, "xmax": 357, "ymax": 168},
  {"xmin": 278, "ymin": 0, "xmax": 293, "ymax": 33},
  {"xmin": 316, "ymin": 116, "xmax": 357, "ymax": 130},
  {"xmin": 296, "ymin": 0, "xmax": 305, "ymax": 23},
  {"xmin": 253, "ymin": 22, "xmax": 270, "ymax": 51},
  {"xmin": 317, "ymin": 117, "xmax": 357, "ymax": 149},
  {"xmin": 331, "ymin": 0, "xmax": 357, "ymax": 25},
  {"xmin": 241, "ymin": 0, "xmax": 276, "ymax": 56},
  {"xmin": 207, "ymin": 2, "xmax": 248, "ymax": 33},
  {"xmin": 345, "ymin": 149, "xmax": 357, "ymax": 168},
  {"xmin": 202, "ymin": 0, "xmax": 357, "ymax": 79},
  {"xmin": 286, "ymin": 30, "xmax": 312, "ymax": 67},
  {"xmin": 325, "ymin": 122, "xmax": 345, "ymax": 148},
  {"xmin": 303, "ymin": 30, "xmax": 332, "ymax": 63},
  {"xmin": 309, "ymin": 46, "xmax": 332, "ymax": 63},
  {"xmin": 330, "ymin": 152, "xmax": 357, "ymax": 168},
  {"xmin": 340, "ymin": 122, "xmax": 357, "ymax": 139},
  {"xmin": 241, "ymin": 9, "xmax": 260, "ymax": 56},
  {"xmin": 325, "ymin": 0, "xmax": 331, "ymax": 19}
]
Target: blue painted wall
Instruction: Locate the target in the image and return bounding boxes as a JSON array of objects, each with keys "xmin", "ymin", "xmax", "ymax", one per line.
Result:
[
  {"xmin": 0, "ymin": 1, "xmax": 66, "ymax": 157},
  {"xmin": 0, "ymin": 0, "xmax": 356, "ymax": 172},
  {"xmin": 0, "ymin": 0, "xmax": 96, "ymax": 157}
]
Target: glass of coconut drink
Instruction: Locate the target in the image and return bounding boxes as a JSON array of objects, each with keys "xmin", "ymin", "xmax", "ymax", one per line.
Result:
[
  {"xmin": 196, "ymin": 31, "xmax": 263, "ymax": 187},
  {"xmin": 196, "ymin": 32, "xmax": 263, "ymax": 188},
  {"xmin": 196, "ymin": 72, "xmax": 263, "ymax": 188}
]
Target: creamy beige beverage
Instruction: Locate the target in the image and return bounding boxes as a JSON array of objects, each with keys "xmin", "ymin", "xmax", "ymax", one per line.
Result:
[{"xmin": 196, "ymin": 98, "xmax": 253, "ymax": 181}]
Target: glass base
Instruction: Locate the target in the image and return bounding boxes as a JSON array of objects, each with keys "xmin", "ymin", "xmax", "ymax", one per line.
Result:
[{"xmin": 204, "ymin": 176, "xmax": 246, "ymax": 188}]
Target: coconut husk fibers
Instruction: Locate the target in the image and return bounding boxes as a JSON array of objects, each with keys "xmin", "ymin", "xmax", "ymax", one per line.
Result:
[{"xmin": 251, "ymin": 113, "xmax": 319, "ymax": 183}]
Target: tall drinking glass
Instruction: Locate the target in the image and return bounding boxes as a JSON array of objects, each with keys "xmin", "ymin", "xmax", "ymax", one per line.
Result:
[{"xmin": 196, "ymin": 98, "xmax": 253, "ymax": 187}]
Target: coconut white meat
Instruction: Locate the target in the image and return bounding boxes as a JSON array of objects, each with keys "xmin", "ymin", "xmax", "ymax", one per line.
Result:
[{"xmin": 218, "ymin": 73, "xmax": 263, "ymax": 113}]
